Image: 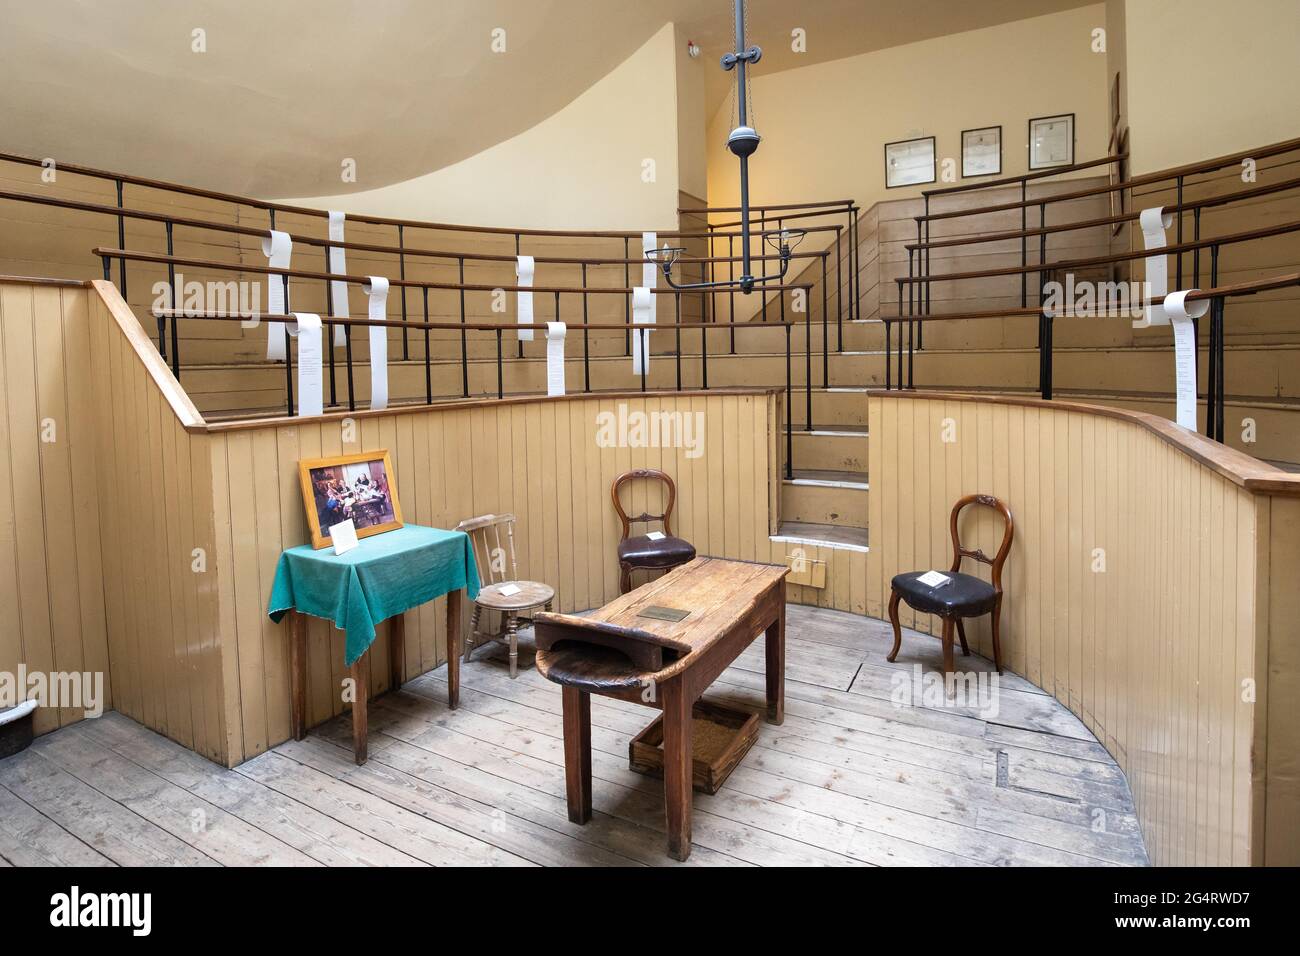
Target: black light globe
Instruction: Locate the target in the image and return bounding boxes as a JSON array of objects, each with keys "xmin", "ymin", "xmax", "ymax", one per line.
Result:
[{"xmin": 727, "ymin": 125, "xmax": 761, "ymax": 158}]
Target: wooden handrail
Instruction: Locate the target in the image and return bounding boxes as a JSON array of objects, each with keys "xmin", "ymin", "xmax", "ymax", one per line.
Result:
[
  {"xmin": 94, "ymin": 247, "xmax": 815, "ymax": 295},
  {"xmin": 923, "ymin": 154, "xmax": 1127, "ymax": 197},
  {"xmin": 679, "ymin": 199, "xmax": 853, "ymax": 214},
  {"xmin": 702, "ymin": 205, "xmax": 861, "ymax": 230},
  {"xmin": 0, "ymin": 149, "xmax": 830, "ymax": 241},
  {"xmin": 881, "ymin": 271, "xmax": 1300, "ymax": 322},
  {"xmin": 152, "ymin": 310, "xmax": 799, "ymax": 333},
  {"xmin": 904, "ymin": 174, "xmax": 1300, "ymax": 253},
  {"xmin": 916, "ymin": 136, "xmax": 1300, "ymax": 224},
  {"xmin": 0, "ymin": 187, "xmax": 835, "ymax": 262},
  {"xmin": 895, "ymin": 219, "xmax": 1300, "ymax": 287}
]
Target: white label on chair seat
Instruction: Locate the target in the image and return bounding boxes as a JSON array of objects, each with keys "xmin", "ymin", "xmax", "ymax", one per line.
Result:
[
  {"xmin": 917, "ymin": 570, "xmax": 951, "ymax": 588},
  {"xmin": 645, "ymin": 531, "xmax": 666, "ymax": 540},
  {"xmin": 498, "ymin": 583, "xmax": 522, "ymax": 597}
]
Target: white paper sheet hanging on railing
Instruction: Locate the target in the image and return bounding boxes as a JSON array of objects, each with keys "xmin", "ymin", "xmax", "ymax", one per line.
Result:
[
  {"xmin": 545, "ymin": 322, "xmax": 566, "ymax": 396},
  {"xmin": 286, "ymin": 312, "xmax": 323, "ymax": 417},
  {"xmin": 632, "ymin": 286, "xmax": 654, "ymax": 375},
  {"xmin": 1163, "ymin": 290, "xmax": 1209, "ymax": 430},
  {"xmin": 641, "ymin": 232, "xmax": 658, "ymax": 323},
  {"xmin": 327, "ymin": 210, "xmax": 348, "ymax": 348},
  {"xmin": 363, "ymin": 276, "xmax": 390, "ymax": 411},
  {"xmin": 515, "ymin": 255, "xmax": 535, "ymax": 341},
  {"xmin": 1134, "ymin": 206, "xmax": 1174, "ymax": 328},
  {"xmin": 262, "ymin": 229, "xmax": 293, "ymax": 359}
]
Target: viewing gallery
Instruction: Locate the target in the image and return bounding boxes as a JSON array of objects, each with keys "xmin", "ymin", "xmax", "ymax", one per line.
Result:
[{"xmin": 0, "ymin": 0, "xmax": 1298, "ymax": 895}]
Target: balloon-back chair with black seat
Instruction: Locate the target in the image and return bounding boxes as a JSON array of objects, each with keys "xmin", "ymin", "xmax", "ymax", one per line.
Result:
[
  {"xmin": 612, "ymin": 468, "xmax": 696, "ymax": 594},
  {"xmin": 887, "ymin": 493, "xmax": 1014, "ymax": 680}
]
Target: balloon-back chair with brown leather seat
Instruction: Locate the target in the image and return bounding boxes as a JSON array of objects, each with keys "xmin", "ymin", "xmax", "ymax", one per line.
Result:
[
  {"xmin": 612, "ymin": 469, "xmax": 696, "ymax": 594},
  {"xmin": 887, "ymin": 494, "xmax": 1014, "ymax": 681}
]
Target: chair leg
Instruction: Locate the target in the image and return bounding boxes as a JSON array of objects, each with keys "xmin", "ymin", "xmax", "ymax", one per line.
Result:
[
  {"xmin": 506, "ymin": 613, "xmax": 520, "ymax": 679},
  {"xmin": 940, "ymin": 617, "xmax": 955, "ymax": 693},
  {"xmin": 619, "ymin": 563, "xmax": 632, "ymax": 595},
  {"xmin": 990, "ymin": 598, "xmax": 1004, "ymax": 674},
  {"xmin": 464, "ymin": 604, "xmax": 481, "ymax": 664},
  {"xmin": 955, "ymin": 618, "xmax": 970, "ymax": 656},
  {"xmin": 886, "ymin": 588, "xmax": 903, "ymax": 662}
]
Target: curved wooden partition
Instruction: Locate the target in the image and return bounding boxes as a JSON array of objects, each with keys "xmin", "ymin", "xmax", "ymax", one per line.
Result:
[
  {"xmin": 43, "ymin": 280, "xmax": 779, "ymax": 768},
  {"xmin": 866, "ymin": 390, "xmax": 1300, "ymax": 866}
]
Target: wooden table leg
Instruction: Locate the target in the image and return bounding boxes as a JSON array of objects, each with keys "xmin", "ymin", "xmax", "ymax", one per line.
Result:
[
  {"xmin": 389, "ymin": 612, "xmax": 405, "ymax": 692},
  {"xmin": 661, "ymin": 680, "xmax": 694, "ymax": 861},
  {"xmin": 351, "ymin": 650, "xmax": 369, "ymax": 766},
  {"xmin": 289, "ymin": 610, "xmax": 307, "ymax": 741},
  {"xmin": 561, "ymin": 685, "xmax": 592, "ymax": 824},
  {"xmin": 445, "ymin": 588, "xmax": 462, "ymax": 709},
  {"xmin": 765, "ymin": 602, "xmax": 786, "ymax": 725}
]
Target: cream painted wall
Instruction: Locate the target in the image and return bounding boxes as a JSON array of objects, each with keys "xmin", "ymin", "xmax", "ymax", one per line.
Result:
[
  {"xmin": 1121, "ymin": 0, "xmax": 1300, "ymax": 174},
  {"xmin": 675, "ymin": 23, "xmax": 709, "ymax": 201},
  {"xmin": 707, "ymin": 5, "xmax": 1110, "ymax": 211},
  {"xmin": 285, "ymin": 24, "xmax": 685, "ymax": 231}
]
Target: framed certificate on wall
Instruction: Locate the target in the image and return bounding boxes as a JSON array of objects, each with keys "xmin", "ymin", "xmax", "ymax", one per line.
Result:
[
  {"xmin": 884, "ymin": 136, "xmax": 936, "ymax": 189},
  {"xmin": 961, "ymin": 126, "xmax": 1002, "ymax": 178},
  {"xmin": 1029, "ymin": 113, "xmax": 1075, "ymax": 169}
]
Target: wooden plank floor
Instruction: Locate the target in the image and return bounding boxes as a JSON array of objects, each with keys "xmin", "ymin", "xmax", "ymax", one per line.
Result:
[{"xmin": 0, "ymin": 605, "xmax": 1149, "ymax": 866}]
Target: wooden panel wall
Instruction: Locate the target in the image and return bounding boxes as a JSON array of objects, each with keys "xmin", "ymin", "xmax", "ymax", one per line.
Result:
[
  {"xmin": 205, "ymin": 388, "xmax": 781, "ymax": 765},
  {"xmin": 865, "ymin": 390, "xmax": 1300, "ymax": 866},
  {"xmin": 83, "ymin": 285, "xmax": 230, "ymax": 763},
  {"xmin": 0, "ymin": 279, "xmax": 110, "ymax": 734}
]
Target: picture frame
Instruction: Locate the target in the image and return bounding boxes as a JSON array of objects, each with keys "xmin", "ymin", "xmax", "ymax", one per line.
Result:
[
  {"xmin": 1028, "ymin": 113, "xmax": 1075, "ymax": 170},
  {"xmin": 298, "ymin": 449, "xmax": 403, "ymax": 550},
  {"xmin": 884, "ymin": 136, "xmax": 936, "ymax": 189},
  {"xmin": 961, "ymin": 126, "xmax": 1002, "ymax": 178}
]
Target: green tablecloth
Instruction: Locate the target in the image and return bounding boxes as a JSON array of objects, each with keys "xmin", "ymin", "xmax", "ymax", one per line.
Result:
[{"xmin": 267, "ymin": 525, "xmax": 480, "ymax": 666}]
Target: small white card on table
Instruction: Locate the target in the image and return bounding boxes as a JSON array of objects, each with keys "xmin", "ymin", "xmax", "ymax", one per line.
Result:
[
  {"xmin": 917, "ymin": 570, "xmax": 951, "ymax": 588},
  {"xmin": 499, "ymin": 583, "xmax": 522, "ymax": 597},
  {"xmin": 330, "ymin": 519, "xmax": 359, "ymax": 555}
]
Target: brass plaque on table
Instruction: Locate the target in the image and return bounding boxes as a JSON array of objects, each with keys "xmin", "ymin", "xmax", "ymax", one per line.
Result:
[{"xmin": 638, "ymin": 605, "xmax": 691, "ymax": 623}]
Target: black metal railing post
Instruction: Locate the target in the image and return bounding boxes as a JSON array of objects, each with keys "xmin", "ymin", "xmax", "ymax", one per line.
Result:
[
  {"xmin": 785, "ymin": 321, "xmax": 793, "ymax": 479},
  {"xmin": 458, "ymin": 258, "xmax": 469, "ymax": 398},
  {"xmin": 1207, "ymin": 244, "xmax": 1220, "ymax": 440},
  {"xmin": 115, "ymin": 178, "xmax": 127, "ymax": 298},
  {"xmin": 422, "ymin": 287, "xmax": 432, "ymax": 405},
  {"xmin": 804, "ymin": 293, "xmax": 813, "ymax": 431},
  {"xmin": 321, "ymin": 245, "xmax": 337, "ymax": 406},
  {"xmin": 581, "ymin": 263, "xmax": 591, "ymax": 393},
  {"xmin": 398, "ymin": 224, "xmax": 409, "ymax": 360},
  {"xmin": 496, "ymin": 328, "xmax": 504, "ymax": 399}
]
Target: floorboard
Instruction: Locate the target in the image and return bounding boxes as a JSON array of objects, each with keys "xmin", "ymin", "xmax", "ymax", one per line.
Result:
[{"xmin": 0, "ymin": 605, "xmax": 1149, "ymax": 866}]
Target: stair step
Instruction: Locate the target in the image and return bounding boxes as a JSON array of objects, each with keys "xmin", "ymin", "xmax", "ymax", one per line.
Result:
[
  {"xmin": 781, "ymin": 470, "xmax": 869, "ymax": 527},
  {"xmin": 786, "ymin": 468, "xmax": 869, "ymax": 488},
  {"xmin": 772, "ymin": 521, "xmax": 869, "ymax": 552}
]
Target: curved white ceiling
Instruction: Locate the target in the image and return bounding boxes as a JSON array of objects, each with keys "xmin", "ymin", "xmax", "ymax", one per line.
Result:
[{"xmin": 0, "ymin": 0, "xmax": 1092, "ymax": 197}]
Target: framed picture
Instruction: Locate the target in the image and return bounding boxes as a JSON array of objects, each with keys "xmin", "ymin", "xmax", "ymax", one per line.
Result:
[
  {"xmin": 961, "ymin": 126, "xmax": 1002, "ymax": 178},
  {"xmin": 298, "ymin": 449, "xmax": 403, "ymax": 550},
  {"xmin": 1028, "ymin": 113, "xmax": 1075, "ymax": 169},
  {"xmin": 884, "ymin": 136, "xmax": 936, "ymax": 189}
]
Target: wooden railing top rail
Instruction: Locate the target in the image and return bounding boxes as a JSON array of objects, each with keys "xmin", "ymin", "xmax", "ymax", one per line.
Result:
[
  {"xmin": 904, "ymin": 174, "xmax": 1300, "ymax": 253},
  {"xmin": 679, "ymin": 198, "xmax": 853, "ymax": 214},
  {"xmin": 701, "ymin": 205, "xmax": 862, "ymax": 230},
  {"xmin": 895, "ymin": 219, "xmax": 1300, "ymax": 287},
  {"xmin": 923, "ymin": 154, "xmax": 1127, "ymax": 197},
  {"xmin": 870, "ymin": 388, "xmax": 1300, "ymax": 496},
  {"xmin": 94, "ymin": 248, "xmax": 815, "ymax": 296},
  {"xmin": 153, "ymin": 309, "xmax": 798, "ymax": 334},
  {"xmin": 0, "ymin": 149, "xmax": 833, "ymax": 241},
  {"xmin": 916, "ymin": 135, "xmax": 1300, "ymax": 224},
  {"xmin": 882, "ymin": 271, "xmax": 1300, "ymax": 323},
  {"xmin": 0, "ymin": 187, "xmax": 838, "ymax": 256}
]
